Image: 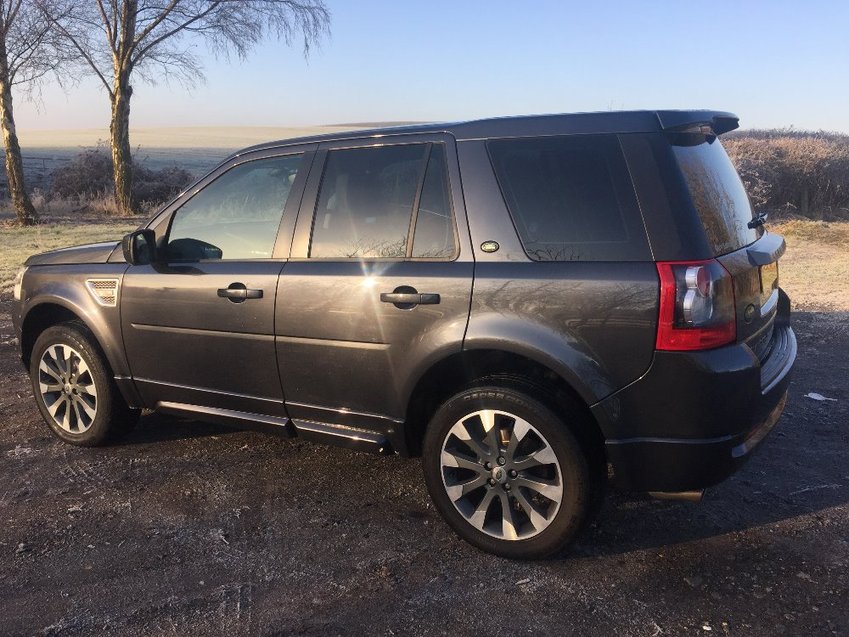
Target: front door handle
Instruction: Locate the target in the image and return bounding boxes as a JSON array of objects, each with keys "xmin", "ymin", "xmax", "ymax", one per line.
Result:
[
  {"xmin": 217, "ymin": 283, "xmax": 263, "ymax": 303},
  {"xmin": 380, "ymin": 286, "xmax": 440, "ymax": 309}
]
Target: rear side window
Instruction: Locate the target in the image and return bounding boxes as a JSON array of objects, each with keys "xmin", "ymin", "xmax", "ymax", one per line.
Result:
[
  {"xmin": 488, "ymin": 135, "xmax": 649, "ymax": 261},
  {"xmin": 310, "ymin": 143, "xmax": 457, "ymax": 259},
  {"xmin": 671, "ymin": 136, "xmax": 762, "ymax": 255}
]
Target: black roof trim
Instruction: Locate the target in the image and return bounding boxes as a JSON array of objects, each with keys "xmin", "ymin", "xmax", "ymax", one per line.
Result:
[{"xmin": 231, "ymin": 109, "xmax": 740, "ymax": 158}]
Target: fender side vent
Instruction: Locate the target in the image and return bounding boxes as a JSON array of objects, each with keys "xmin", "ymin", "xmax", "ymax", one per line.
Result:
[{"xmin": 85, "ymin": 278, "xmax": 119, "ymax": 307}]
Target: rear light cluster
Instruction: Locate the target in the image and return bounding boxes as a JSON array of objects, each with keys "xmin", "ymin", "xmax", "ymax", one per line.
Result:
[{"xmin": 656, "ymin": 259, "xmax": 736, "ymax": 351}]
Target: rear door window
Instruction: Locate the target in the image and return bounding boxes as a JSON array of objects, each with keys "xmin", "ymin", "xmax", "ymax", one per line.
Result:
[
  {"xmin": 487, "ymin": 135, "xmax": 649, "ymax": 261},
  {"xmin": 411, "ymin": 145, "xmax": 455, "ymax": 258},
  {"xmin": 671, "ymin": 135, "xmax": 763, "ymax": 255},
  {"xmin": 309, "ymin": 143, "xmax": 457, "ymax": 259}
]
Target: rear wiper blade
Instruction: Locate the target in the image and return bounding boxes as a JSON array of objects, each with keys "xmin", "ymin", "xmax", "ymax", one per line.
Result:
[{"xmin": 748, "ymin": 211, "xmax": 769, "ymax": 229}]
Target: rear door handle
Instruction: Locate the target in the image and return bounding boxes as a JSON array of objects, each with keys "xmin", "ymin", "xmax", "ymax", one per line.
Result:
[
  {"xmin": 217, "ymin": 283, "xmax": 263, "ymax": 303},
  {"xmin": 380, "ymin": 286, "xmax": 440, "ymax": 308}
]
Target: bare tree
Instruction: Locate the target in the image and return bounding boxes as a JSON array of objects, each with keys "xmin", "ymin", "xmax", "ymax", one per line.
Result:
[
  {"xmin": 42, "ymin": 0, "xmax": 330, "ymax": 215},
  {"xmin": 0, "ymin": 0, "xmax": 62, "ymax": 225}
]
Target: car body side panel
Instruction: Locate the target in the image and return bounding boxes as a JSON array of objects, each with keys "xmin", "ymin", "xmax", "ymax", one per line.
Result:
[
  {"xmin": 120, "ymin": 261, "xmax": 287, "ymax": 416},
  {"xmin": 275, "ymin": 260, "xmax": 474, "ymax": 430},
  {"xmin": 458, "ymin": 137, "xmax": 659, "ymax": 405},
  {"xmin": 14, "ymin": 263, "xmax": 133, "ymax": 383},
  {"xmin": 455, "ymin": 140, "xmax": 529, "ymax": 263},
  {"xmin": 464, "ymin": 262, "xmax": 659, "ymax": 405}
]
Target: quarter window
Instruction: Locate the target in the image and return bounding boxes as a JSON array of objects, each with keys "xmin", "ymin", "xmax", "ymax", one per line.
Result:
[
  {"xmin": 488, "ymin": 135, "xmax": 648, "ymax": 261},
  {"xmin": 310, "ymin": 143, "xmax": 456, "ymax": 259},
  {"xmin": 168, "ymin": 154, "xmax": 302, "ymax": 261}
]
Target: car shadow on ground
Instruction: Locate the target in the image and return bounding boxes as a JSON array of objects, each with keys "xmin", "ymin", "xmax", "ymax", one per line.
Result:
[{"xmin": 573, "ymin": 471, "xmax": 849, "ymax": 559}]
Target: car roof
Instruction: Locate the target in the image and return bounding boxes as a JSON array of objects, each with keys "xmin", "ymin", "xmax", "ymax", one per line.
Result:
[{"xmin": 233, "ymin": 109, "xmax": 739, "ymax": 158}]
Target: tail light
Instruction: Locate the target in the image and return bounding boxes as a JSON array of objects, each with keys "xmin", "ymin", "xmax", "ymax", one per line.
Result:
[{"xmin": 656, "ymin": 259, "xmax": 736, "ymax": 351}]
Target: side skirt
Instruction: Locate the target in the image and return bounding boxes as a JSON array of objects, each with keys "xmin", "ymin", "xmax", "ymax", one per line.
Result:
[{"xmin": 156, "ymin": 401, "xmax": 392, "ymax": 455}]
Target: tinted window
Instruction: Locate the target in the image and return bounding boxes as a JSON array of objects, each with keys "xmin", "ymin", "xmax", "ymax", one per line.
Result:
[
  {"xmin": 309, "ymin": 143, "xmax": 457, "ymax": 260},
  {"xmin": 412, "ymin": 145, "xmax": 455, "ymax": 258},
  {"xmin": 168, "ymin": 155, "xmax": 302, "ymax": 260},
  {"xmin": 488, "ymin": 135, "xmax": 647, "ymax": 261},
  {"xmin": 671, "ymin": 136, "xmax": 762, "ymax": 255},
  {"xmin": 311, "ymin": 144, "xmax": 434, "ymax": 258}
]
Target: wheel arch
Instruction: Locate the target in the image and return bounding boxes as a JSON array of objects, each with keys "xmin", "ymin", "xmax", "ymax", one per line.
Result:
[
  {"xmin": 403, "ymin": 348, "xmax": 607, "ymax": 466},
  {"xmin": 20, "ymin": 302, "xmax": 80, "ymax": 365},
  {"xmin": 20, "ymin": 297, "xmax": 130, "ymax": 381}
]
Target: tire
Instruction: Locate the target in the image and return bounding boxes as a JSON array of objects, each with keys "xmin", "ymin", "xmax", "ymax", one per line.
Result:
[
  {"xmin": 422, "ymin": 386, "xmax": 591, "ymax": 559},
  {"xmin": 30, "ymin": 323, "xmax": 139, "ymax": 446}
]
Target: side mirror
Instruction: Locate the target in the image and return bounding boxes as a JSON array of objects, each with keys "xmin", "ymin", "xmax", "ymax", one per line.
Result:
[{"xmin": 122, "ymin": 229, "xmax": 157, "ymax": 265}]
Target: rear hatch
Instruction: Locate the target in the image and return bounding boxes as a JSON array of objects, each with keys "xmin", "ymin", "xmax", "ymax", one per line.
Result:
[{"xmin": 670, "ymin": 131, "xmax": 783, "ymax": 364}]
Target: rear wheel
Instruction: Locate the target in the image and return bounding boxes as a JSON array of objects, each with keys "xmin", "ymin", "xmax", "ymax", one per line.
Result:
[
  {"xmin": 423, "ymin": 386, "xmax": 591, "ymax": 559},
  {"xmin": 30, "ymin": 323, "xmax": 139, "ymax": 446}
]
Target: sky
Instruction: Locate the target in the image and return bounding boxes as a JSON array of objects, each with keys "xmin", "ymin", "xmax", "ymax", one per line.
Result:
[{"xmin": 13, "ymin": 0, "xmax": 849, "ymax": 133}]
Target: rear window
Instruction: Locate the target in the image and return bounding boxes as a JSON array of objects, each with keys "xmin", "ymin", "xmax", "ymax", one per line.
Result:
[
  {"xmin": 671, "ymin": 136, "xmax": 763, "ymax": 255},
  {"xmin": 488, "ymin": 135, "xmax": 649, "ymax": 261}
]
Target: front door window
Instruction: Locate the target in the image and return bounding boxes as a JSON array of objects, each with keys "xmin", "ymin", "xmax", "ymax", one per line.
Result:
[{"xmin": 168, "ymin": 154, "xmax": 303, "ymax": 261}]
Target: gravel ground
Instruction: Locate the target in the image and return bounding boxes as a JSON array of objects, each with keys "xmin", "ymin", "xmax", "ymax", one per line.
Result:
[{"xmin": 1, "ymin": 301, "xmax": 847, "ymax": 636}]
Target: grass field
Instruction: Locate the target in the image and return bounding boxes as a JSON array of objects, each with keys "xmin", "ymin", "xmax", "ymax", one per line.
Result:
[
  {"xmin": 770, "ymin": 219, "xmax": 849, "ymax": 311},
  {"xmin": 0, "ymin": 221, "xmax": 138, "ymax": 295}
]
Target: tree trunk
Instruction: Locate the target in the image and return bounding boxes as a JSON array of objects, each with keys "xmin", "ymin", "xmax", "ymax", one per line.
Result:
[
  {"xmin": 110, "ymin": 77, "xmax": 134, "ymax": 215},
  {"xmin": 0, "ymin": 44, "xmax": 37, "ymax": 225}
]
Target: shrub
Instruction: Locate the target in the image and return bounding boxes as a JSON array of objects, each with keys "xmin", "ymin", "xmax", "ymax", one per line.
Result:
[
  {"xmin": 723, "ymin": 129, "xmax": 849, "ymax": 219},
  {"xmin": 50, "ymin": 149, "xmax": 114, "ymax": 199},
  {"xmin": 49, "ymin": 148, "xmax": 194, "ymax": 211},
  {"xmin": 132, "ymin": 163, "xmax": 194, "ymax": 207}
]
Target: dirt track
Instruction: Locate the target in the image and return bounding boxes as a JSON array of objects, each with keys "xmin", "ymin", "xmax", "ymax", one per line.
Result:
[{"xmin": 1, "ymin": 301, "xmax": 847, "ymax": 636}]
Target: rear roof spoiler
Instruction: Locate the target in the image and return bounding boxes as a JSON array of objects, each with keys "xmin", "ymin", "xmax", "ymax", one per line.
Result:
[{"xmin": 656, "ymin": 110, "xmax": 740, "ymax": 135}]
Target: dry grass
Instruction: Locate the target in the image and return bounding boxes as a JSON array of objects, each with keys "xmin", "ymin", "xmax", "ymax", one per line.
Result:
[
  {"xmin": 0, "ymin": 220, "xmax": 138, "ymax": 295},
  {"xmin": 770, "ymin": 219, "xmax": 849, "ymax": 311}
]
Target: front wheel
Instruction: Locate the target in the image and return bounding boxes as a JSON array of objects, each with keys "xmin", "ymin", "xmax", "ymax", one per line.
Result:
[
  {"xmin": 30, "ymin": 323, "xmax": 139, "ymax": 446},
  {"xmin": 422, "ymin": 386, "xmax": 591, "ymax": 559}
]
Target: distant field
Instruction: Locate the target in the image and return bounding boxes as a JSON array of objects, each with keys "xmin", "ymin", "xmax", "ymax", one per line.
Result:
[
  {"xmin": 10, "ymin": 125, "xmax": 380, "ymax": 190},
  {"xmin": 15, "ymin": 125, "xmax": 375, "ymax": 149}
]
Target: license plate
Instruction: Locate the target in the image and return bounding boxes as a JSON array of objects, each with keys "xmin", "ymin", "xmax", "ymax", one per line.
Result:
[{"xmin": 760, "ymin": 261, "xmax": 779, "ymax": 306}]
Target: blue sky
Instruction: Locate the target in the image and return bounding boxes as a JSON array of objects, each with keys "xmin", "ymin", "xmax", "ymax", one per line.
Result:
[{"xmin": 15, "ymin": 0, "xmax": 849, "ymax": 132}]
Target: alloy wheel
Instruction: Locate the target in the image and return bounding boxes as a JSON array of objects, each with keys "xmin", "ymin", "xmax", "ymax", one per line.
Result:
[
  {"xmin": 37, "ymin": 344, "xmax": 98, "ymax": 434},
  {"xmin": 440, "ymin": 409, "xmax": 563, "ymax": 540}
]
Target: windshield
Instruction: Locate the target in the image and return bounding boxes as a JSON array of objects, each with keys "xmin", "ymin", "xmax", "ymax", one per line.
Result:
[{"xmin": 671, "ymin": 135, "xmax": 763, "ymax": 255}]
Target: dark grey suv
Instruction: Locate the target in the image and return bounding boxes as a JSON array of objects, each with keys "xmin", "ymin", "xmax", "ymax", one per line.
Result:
[{"xmin": 11, "ymin": 110, "xmax": 796, "ymax": 558}]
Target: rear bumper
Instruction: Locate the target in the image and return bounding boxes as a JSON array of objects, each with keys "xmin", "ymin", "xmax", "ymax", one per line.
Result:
[{"xmin": 594, "ymin": 293, "xmax": 796, "ymax": 492}]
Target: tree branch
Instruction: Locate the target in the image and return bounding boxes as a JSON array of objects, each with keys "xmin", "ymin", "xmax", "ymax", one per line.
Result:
[
  {"xmin": 40, "ymin": 6, "xmax": 112, "ymax": 96},
  {"xmin": 131, "ymin": 0, "xmax": 221, "ymax": 65},
  {"xmin": 95, "ymin": 0, "xmax": 116, "ymax": 52}
]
